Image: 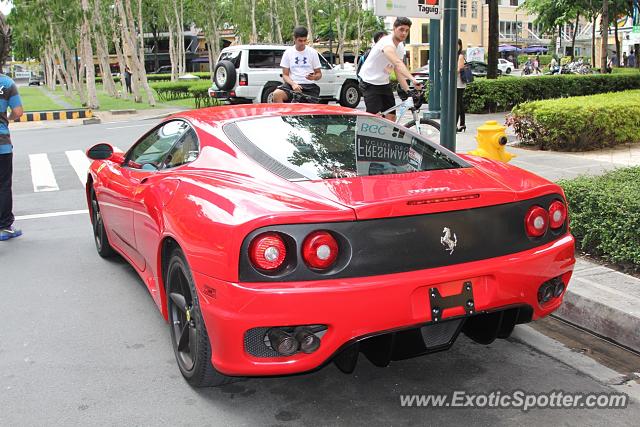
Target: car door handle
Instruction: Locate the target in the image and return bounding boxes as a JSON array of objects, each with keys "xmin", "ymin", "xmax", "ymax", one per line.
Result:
[{"xmin": 140, "ymin": 177, "xmax": 149, "ymax": 184}]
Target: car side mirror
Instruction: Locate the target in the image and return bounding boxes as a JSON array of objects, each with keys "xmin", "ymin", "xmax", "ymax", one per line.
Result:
[{"xmin": 86, "ymin": 143, "xmax": 125, "ymax": 164}]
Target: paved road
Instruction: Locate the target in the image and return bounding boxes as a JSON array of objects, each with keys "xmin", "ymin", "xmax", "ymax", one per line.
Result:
[{"xmin": 1, "ymin": 118, "xmax": 639, "ymax": 426}]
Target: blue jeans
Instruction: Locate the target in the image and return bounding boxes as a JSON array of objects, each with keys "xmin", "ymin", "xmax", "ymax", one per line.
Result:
[{"xmin": 0, "ymin": 153, "xmax": 13, "ymax": 229}]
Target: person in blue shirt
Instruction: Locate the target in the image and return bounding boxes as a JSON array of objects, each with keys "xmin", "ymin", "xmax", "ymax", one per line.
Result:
[{"xmin": 0, "ymin": 73, "xmax": 24, "ymax": 241}]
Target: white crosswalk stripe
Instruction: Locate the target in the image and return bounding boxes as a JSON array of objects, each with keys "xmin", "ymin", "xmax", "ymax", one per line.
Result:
[
  {"xmin": 28, "ymin": 153, "xmax": 59, "ymax": 192},
  {"xmin": 18, "ymin": 148, "xmax": 124, "ymax": 194},
  {"xmin": 65, "ymin": 150, "xmax": 91, "ymax": 186}
]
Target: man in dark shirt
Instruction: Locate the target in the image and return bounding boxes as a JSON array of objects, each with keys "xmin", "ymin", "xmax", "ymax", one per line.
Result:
[{"xmin": 0, "ymin": 73, "xmax": 24, "ymax": 240}]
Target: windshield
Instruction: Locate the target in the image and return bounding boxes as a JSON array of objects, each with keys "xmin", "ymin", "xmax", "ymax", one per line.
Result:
[{"xmin": 229, "ymin": 115, "xmax": 466, "ymax": 180}]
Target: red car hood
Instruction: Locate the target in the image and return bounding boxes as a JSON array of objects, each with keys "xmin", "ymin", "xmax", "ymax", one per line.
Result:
[{"xmin": 293, "ymin": 158, "xmax": 559, "ymax": 220}]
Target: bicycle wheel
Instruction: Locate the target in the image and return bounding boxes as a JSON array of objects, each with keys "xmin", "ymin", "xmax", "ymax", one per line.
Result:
[{"xmin": 403, "ymin": 118, "xmax": 441, "ymax": 142}]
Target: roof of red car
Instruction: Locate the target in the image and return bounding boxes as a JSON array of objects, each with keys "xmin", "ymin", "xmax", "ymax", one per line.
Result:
[{"xmin": 170, "ymin": 103, "xmax": 367, "ymax": 126}]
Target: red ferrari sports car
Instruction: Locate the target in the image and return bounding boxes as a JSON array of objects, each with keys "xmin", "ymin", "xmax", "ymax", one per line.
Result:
[{"xmin": 86, "ymin": 104, "xmax": 575, "ymax": 387}]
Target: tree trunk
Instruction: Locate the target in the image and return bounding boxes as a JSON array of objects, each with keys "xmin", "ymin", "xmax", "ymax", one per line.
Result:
[
  {"xmin": 613, "ymin": 6, "xmax": 620, "ymax": 67},
  {"xmin": 81, "ymin": 0, "xmax": 99, "ymax": 109},
  {"xmin": 112, "ymin": 27, "xmax": 129, "ymax": 98},
  {"xmin": 137, "ymin": 0, "xmax": 146, "ymax": 71},
  {"xmin": 487, "ymin": 0, "xmax": 499, "ymax": 79},
  {"xmin": 273, "ymin": 0, "xmax": 283, "ymax": 44},
  {"xmin": 93, "ymin": 0, "xmax": 118, "ymax": 97},
  {"xmin": 117, "ymin": 0, "xmax": 156, "ymax": 105},
  {"xmin": 592, "ymin": 14, "xmax": 597, "ymax": 65},
  {"xmin": 304, "ymin": 0, "xmax": 313, "ymax": 45},
  {"xmin": 293, "ymin": 0, "xmax": 299, "ymax": 27},
  {"xmin": 570, "ymin": 12, "xmax": 579, "ymax": 61},
  {"xmin": 61, "ymin": 40, "xmax": 87, "ymax": 105},
  {"xmin": 124, "ymin": 0, "xmax": 143, "ymax": 98},
  {"xmin": 250, "ymin": 0, "xmax": 258, "ymax": 43},
  {"xmin": 601, "ymin": 0, "xmax": 609, "ymax": 73}
]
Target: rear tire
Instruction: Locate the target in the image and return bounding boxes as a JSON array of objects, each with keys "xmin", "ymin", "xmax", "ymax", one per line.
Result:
[
  {"xmin": 339, "ymin": 81, "xmax": 361, "ymax": 108},
  {"xmin": 90, "ymin": 188, "xmax": 114, "ymax": 258},
  {"xmin": 213, "ymin": 60, "xmax": 236, "ymax": 91},
  {"xmin": 166, "ymin": 247, "xmax": 237, "ymax": 387},
  {"xmin": 262, "ymin": 83, "xmax": 279, "ymax": 103},
  {"xmin": 403, "ymin": 118, "xmax": 441, "ymax": 141}
]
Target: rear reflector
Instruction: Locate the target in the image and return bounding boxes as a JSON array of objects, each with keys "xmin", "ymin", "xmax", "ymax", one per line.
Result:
[{"xmin": 249, "ymin": 232, "xmax": 287, "ymax": 271}]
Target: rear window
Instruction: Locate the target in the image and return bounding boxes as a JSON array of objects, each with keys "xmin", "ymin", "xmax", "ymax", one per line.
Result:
[
  {"xmin": 230, "ymin": 115, "xmax": 466, "ymax": 180},
  {"xmin": 219, "ymin": 50, "xmax": 242, "ymax": 68},
  {"xmin": 248, "ymin": 49, "xmax": 285, "ymax": 68}
]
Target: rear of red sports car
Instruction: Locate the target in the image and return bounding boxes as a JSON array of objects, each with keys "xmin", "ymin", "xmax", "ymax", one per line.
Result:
[{"xmin": 169, "ymin": 106, "xmax": 575, "ymax": 380}]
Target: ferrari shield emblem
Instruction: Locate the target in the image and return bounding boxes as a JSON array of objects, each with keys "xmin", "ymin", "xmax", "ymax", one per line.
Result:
[{"xmin": 440, "ymin": 227, "xmax": 457, "ymax": 255}]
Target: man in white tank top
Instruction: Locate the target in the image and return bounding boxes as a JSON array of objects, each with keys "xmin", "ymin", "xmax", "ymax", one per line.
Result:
[{"xmin": 359, "ymin": 17, "xmax": 422, "ymax": 121}]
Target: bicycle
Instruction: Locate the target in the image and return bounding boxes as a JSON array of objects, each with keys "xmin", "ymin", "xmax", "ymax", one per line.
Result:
[
  {"xmin": 270, "ymin": 85, "xmax": 321, "ymax": 104},
  {"xmin": 381, "ymin": 88, "xmax": 440, "ymax": 142}
]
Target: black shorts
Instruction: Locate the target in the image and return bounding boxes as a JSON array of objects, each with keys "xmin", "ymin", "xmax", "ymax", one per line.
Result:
[
  {"xmin": 278, "ymin": 83, "xmax": 320, "ymax": 100},
  {"xmin": 360, "ymin": 82, "xmax": 395, "ymax": 114}
]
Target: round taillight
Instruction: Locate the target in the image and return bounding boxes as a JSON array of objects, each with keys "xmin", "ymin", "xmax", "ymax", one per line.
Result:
[
  {"xmin": 302, "ymin": 231, "xmax": 339, "ymax": 270},
  {"xmin": 525, "ymin": 206, "xmax": 549, "ymax": 238},
  {"xmin": 249, "ymin": 232, "xmax": 287, "ymax": 271},
  {"xmin": 548, "ymin": 200, "xmax": 567, "ymax": 229}
]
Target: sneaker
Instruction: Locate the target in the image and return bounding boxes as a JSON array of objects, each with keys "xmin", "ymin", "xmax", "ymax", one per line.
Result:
[{"xmin": 0, "ymin": 226, "xmax": 22, "ymax": 241}]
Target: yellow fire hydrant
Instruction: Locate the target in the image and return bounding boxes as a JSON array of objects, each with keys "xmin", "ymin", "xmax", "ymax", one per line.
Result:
[{"xmin": 468, "ymin": 121, "xmax": 515, "ymax": 163}]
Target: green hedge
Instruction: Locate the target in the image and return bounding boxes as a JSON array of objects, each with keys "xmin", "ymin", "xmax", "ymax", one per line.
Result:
[
  {"xmin": 559, "ymin": 167, "xmax": 640, "ymax": 271},
  {"xmin": 97, "ymin": 72, "xmax": 212, "ymax": 84},
  {"xmin": 150, "ymin": 81, "xmax": 199, "ymax": 101},
  {"xmin": 187, "ymin": 81, "xmax": 221, "ymax": 108},
  {"xmin": 508, "ymin": 90, "xmax": 640, "ymax": 151},
  {"xmin": 465, "ymin": 73, "xmax": 640, "ymax": 113}
]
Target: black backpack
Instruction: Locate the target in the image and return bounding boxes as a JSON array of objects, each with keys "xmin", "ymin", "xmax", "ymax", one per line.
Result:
[{"xmin": 356, "ymin": 49, "xmax": 371, "ymax": 77}]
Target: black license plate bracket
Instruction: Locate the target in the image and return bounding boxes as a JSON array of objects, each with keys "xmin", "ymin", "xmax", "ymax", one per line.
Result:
[{"xmin": 429, "ymin": 281, "xmax": 475, "ymax": 322}]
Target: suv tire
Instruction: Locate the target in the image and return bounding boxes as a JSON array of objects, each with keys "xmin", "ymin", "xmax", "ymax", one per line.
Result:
[
  {"xmin": 214, "ymin": 61, "xmax": 237, "ymax": 91},
  {"xmin": 261, "ymin": 83, "xmax": 279, "ymax": 103},
  {"xmin": 339, "ymin": 81, "xmax": 361, "ymax": 108}
]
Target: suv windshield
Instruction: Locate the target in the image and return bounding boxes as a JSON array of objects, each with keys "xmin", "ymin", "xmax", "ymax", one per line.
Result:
[{"xmin": 229, "ymin": 115, "xmax": 466, "ymax": 180}]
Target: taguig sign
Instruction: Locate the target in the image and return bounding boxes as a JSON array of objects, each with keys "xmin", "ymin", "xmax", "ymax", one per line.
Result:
[{"xmin": 374, "ymin": 0, "xmax": 443, "ymax": 20}]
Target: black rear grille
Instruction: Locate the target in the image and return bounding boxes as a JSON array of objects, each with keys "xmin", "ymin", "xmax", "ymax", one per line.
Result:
[{"xmin": 240, "ymin": 193, "xmax": 569, "ymax": 281}]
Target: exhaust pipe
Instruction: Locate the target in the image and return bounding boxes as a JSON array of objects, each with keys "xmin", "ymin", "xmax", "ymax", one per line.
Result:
[
  {"xmin": 267, "ymin": 328, "xmax": 299, "ymax": 356},
  {"xmin": 294, "ymin": 327, "xmax": 321, "ymax": 353}
]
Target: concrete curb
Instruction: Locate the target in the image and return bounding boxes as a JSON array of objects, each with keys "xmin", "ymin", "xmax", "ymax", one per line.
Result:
[
  {"xmin": 555, "ymin": 258, "xmax": 640, "ymax": 353},
  {"xmin": 15, "ymin": 108, "xmax": 93, "ymax": 122}
]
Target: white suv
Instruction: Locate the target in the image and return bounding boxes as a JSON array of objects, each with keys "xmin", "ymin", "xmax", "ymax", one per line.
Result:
[{"xmin": 209, "ymin": 45, "xmax": 362, "ymax": 108}]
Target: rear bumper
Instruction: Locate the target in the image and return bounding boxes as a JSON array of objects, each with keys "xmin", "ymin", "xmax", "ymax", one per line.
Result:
[
  {"xmin": 193, "ymin": 234, "xmax": 575, "ymax": 376},
  {"xmin": 208, "ymin": 87, "xmax": 255, "ymax": 102}
]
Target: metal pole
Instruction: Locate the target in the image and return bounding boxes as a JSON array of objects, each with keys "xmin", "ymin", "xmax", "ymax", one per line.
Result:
[
  {"xmin": 440, "ymin": 0, "xmax": 459, "ymax": 151},
  {"xmin": 515, "ymin": 14, "xmax": 518, "ymax": 68},
  {"xmin": 427, "ymin": 19, "xmax": 441, "ymax": 119}
]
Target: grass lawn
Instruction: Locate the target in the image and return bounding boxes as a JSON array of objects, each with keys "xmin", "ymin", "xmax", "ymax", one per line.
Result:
[
  {"xmin": 50, "ymin": 84, "xmax": 180, "ymax": 111},
  {"xmin": 18, "ymin": 87, "xmax": 72, "ymax": 111}
]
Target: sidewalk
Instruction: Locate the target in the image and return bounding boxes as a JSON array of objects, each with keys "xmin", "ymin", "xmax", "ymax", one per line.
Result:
[
  {"xmin": 457, "ymin": 112, "xmax": 640, "ymax": 352},
  {"xmin": 455, "ymin": 112, "xmax": 640, "ymax": 181},
  {"xmin": 9, "ymin": 106, "xmax": 185, "ymax": 131}
]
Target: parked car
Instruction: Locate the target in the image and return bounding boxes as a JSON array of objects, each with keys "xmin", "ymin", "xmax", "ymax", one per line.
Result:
[
  {"xmin": 28, "ymin": 73, "xmax": 43, "ymax": 86},
  {"xmin": 149, "ymin": 65, "xmax": 173, "ymax": 74},
  {"xmin": 498, "ymin": 58, "xmax": 515, "ymax": 74},
  {"xmin": 85, "ymin": 103, "xmax": 575, "ymax": 387},
  {"xmin": 209, "ymin": 44, "xmax": 362, "ymax": 108},
  {"xmin": 411, "ymin": 64, "xmax": 429, "ymax": 85},
  {"xmin": 467, "ymin": 61, "xmax": 503, "ymax": 77}
]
